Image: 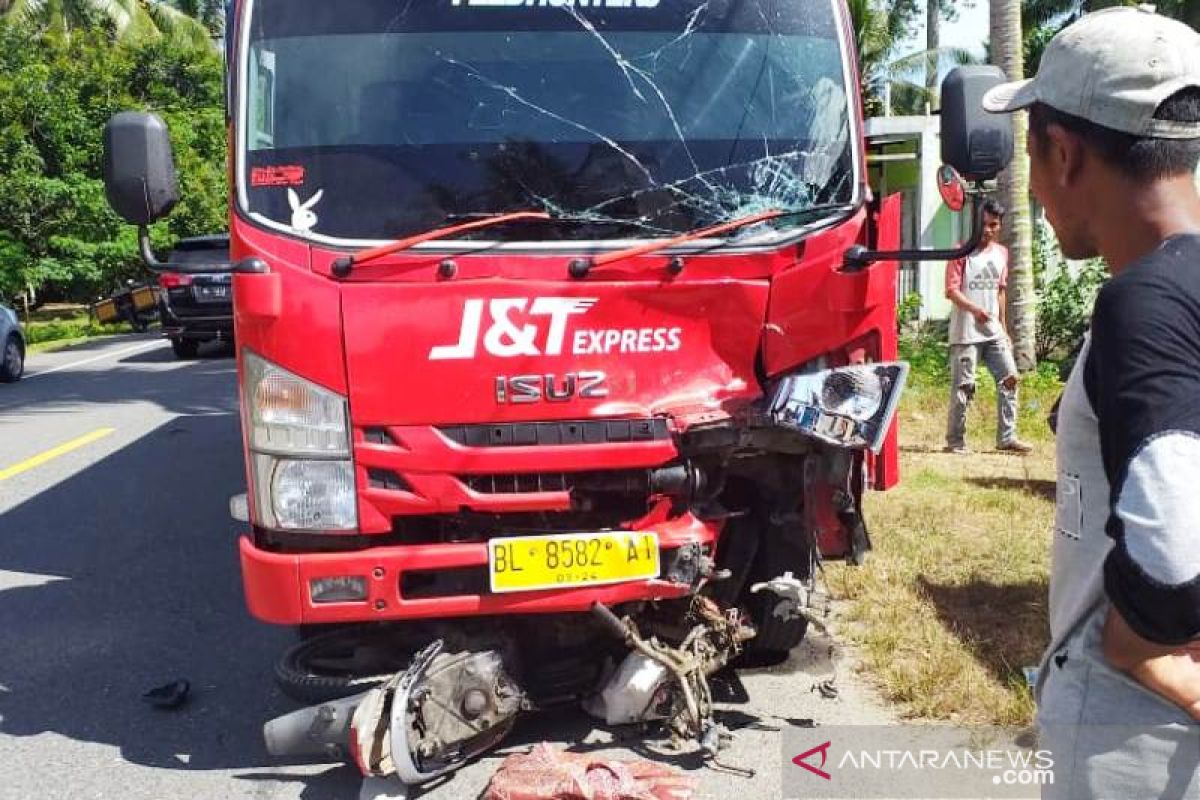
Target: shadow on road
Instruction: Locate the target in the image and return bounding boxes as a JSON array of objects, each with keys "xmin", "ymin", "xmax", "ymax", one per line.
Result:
[
  {"xmin": 121, "ymin": 340, "xmax": 235, "ymax": 365},
  {"xmin": 0, "ymin": 351, "xmax": 361, "ymax": 794},
  {"xmin": 0, "ymin": 357, "xmax": 234, "ymax": 419}
]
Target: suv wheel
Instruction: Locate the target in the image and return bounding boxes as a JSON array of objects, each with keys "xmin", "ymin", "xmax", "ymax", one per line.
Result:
[
  {"xmin": 0, "ymin": 335, "xmax": 23, "ymax": 382},
  {"xmin": 171, "ymin": 338, "xmax": 200, "ymax": 360}
]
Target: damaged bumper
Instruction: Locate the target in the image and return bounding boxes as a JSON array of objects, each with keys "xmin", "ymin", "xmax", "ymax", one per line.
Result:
[{"xmin": 239, "ymin": 514, "xmax": 719, "ymax": 625}]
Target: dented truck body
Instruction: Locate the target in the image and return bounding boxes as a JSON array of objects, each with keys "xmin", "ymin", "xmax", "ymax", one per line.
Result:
[{"xmin": 227, "ymin": 0, "xmax": 904, "ymax": 633}]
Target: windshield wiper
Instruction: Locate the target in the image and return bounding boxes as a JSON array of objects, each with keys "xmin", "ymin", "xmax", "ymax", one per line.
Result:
[
  {"xmin": 697, "ymin": 203, "xmax": 860, "ymax": 250},
  {"xmin": 566, "ymin": 203, "xmax": 858, "ymax": 278},
  {"xmin": 569, "ymin": 209, "xmax": 785, "ymax": 278},
  {"xmin": 331, "ymin": 211, "xmax": 550, "ymax": 277}
]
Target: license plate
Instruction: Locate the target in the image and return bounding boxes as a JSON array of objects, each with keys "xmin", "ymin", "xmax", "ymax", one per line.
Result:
[
  {"xmin": 488, "ymin": 531, "xmax": 660, "ymax": 593},
  {"xmin": 196, "ymin": 284, "xmax": 229, "ymax": 301}
]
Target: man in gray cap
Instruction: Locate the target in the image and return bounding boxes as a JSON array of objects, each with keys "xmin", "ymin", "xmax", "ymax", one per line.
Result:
[{"xmin": 984, "ymin": 4, "xmax": 1200, "ymax": 798}]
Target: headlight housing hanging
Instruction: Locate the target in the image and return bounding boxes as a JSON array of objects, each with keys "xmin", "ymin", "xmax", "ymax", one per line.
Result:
[{"xmin": 770, "ymin": 362, "xmax": 909, "ymax": 452}]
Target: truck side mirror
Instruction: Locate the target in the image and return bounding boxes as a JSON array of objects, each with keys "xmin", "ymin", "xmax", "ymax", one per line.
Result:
[
  {"xmin": 940, "ymin": 66, "xmax": 1014, "ymax": 182},
  {"xmin": 103, "ymin": 112, "xmax": 180, "ymax": 226}
]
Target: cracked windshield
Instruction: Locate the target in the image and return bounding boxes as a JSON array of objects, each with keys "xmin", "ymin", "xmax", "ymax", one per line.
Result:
[{"xmin": 244, "ymin": 0, "xmax": 855, "ymax": 242}]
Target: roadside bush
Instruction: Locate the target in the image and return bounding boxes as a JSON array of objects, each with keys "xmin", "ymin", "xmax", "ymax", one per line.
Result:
[
  {"xmin": 25, "ymin": 315, "xmax": 129, "ymax": 345},
  {"xmin": 1032, "ymin": 226, "xmax": 1107, "ymax": 364},
  {"xmin": 898, "ymin": 319, "xmax": 949, "ymax": 387}
]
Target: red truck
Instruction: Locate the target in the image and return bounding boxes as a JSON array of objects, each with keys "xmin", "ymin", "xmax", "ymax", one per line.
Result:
[{"xmin": 102, "ymin": 0, "xmax": 1011, "ymax": 786}]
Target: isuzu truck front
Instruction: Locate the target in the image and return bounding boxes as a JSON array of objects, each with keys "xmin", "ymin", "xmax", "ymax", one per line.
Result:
[{"xmin": 102, "ymin": 0, "xmax": 1012, "ymax": 786}]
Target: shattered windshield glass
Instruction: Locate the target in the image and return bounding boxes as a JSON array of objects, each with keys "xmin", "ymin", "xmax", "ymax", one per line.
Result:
[{"xmin": 241, "ymin": 0, "xmax": 857, "ymax": 242}]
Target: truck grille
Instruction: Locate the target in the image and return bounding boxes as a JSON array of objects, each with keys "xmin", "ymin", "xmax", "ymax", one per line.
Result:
[
  {"xmin": 439, "ymin": 419, "xmax": 669, "ymax": 448},
  {"xmin": 463, "ymin": 470, "xmax": 649, "ymax": 495}
]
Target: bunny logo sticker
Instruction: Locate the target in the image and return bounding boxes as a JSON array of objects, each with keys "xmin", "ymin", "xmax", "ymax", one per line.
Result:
[{"xmin": 288, "ymin": 188, "xmax": 323, "ymax": 233}]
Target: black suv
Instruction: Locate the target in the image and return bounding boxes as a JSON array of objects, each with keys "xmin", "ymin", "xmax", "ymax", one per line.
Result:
[{"xmin": 160, "ymin": 235, "xmax": 234, "ymax": 359}]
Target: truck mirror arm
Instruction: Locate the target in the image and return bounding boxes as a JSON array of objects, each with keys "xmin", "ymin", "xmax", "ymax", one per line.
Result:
[
  {"xmin": 841, "ymin": 193, "xmax": 986, "ymax": 272},
  {"xmin": 137, "ymin": 225, "xmax": 170, "ymax": 273}
]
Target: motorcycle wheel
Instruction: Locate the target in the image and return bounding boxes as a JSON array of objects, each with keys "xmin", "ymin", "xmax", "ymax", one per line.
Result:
[{"xmin": 274, "ymin": 624, "xmax": 430, "ymax": 704}]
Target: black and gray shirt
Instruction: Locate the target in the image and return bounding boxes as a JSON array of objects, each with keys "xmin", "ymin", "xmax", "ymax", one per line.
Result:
[{"xmin": 1047, "ymin": 234, "xmax": 1200, "ymax": 673}]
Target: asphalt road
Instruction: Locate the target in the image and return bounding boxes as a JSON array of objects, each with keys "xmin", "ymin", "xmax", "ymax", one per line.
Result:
[{"xmin": 0, "ymin": 334, "xmax": 891, "ymax": 800}]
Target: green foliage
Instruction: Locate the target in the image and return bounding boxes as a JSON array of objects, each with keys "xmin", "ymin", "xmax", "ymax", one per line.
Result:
[
  {"xmin": 849, "ymin": 0, "xmax": 980, "ymax": 117},
  {"xmin": 0, "ymin": 21, "xmax": 226, "ymax": 302},
  {"xmin": 898, "ymin": 320, "xmax": 950, "ymax": 387},
  {"xmin": 897, "ymin": 291, "xmax": 923, "ymax": 331},
  {"xmin": 1032, "ymin": 225, "xmax": 1107, "ymax": 363},
  {"xmin": 0, "ymin": 0, "xmax": 213, "ymax": 48},
  {"xmin": 25, "ymin": 314, "xmax": 129, "ymax": 345},
  {"xmin": 1023, "ymin": 1, "xmax": 1200, "ymax": 74}
]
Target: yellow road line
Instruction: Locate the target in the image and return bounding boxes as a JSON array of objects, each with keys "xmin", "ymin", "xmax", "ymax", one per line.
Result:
[{"xmin": 0, "ymin": 428, "xmax": 116, "ymax": 481}]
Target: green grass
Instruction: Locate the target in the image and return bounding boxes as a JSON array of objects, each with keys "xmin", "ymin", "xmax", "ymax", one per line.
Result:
[
  {"xmin": 829, "ymin": 373, "xmax": 1061, "ymax": 726},
  {"xmin": 23, "ymin": 313, "xmax": 133, "ymax": 353}
]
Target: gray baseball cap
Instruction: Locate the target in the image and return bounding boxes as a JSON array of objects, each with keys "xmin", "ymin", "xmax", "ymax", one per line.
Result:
[{"xmin": 983, "ymin": 4, "xmax": 1200, "ymax": 139}]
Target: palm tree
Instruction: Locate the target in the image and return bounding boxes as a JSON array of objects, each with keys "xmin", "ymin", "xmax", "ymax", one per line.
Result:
[
  {"xmin": 169, "ymin": 0, "xmax": 222, "ymax": 36},
  {"xmin": 926, "ymin": 0, "xmax": 941, "ymax": 106},
  {"xmin": 0, "ymin": 0, "xmax": 212, "ymax": 48},
  {"xmin": 1024, "ymin": 1, "xmax": 1200, "ymax": 71},
  {"xmin": 850, "ymin": 0, "xmax": 977, "ymax": 116},
  {"xmin": 992, "ymin": 0, "xmax": 1037, "ymax": 371}
]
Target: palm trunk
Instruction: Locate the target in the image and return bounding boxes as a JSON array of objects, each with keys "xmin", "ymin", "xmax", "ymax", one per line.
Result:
[
  {"xmin": 990, "ymin": 0, "xmax": 1037, "ymax": 371},
  {"xmin": 926, "ymin": 0, "xmax": 940, "ymax": 111}
]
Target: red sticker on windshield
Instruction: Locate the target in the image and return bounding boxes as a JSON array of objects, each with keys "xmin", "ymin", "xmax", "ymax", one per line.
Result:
[{"xmin": 251, "ymin": 165, "xmax": 306, "ymax": 187}]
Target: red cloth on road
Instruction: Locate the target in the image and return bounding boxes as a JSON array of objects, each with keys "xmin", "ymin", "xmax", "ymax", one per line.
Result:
[{"xmin": 482, "ymin": 743, "xmax": 695, "ymax": 800}]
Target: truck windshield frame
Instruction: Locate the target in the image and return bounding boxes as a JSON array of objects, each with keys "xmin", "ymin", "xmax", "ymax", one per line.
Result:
[{"xmin": 234, "ymin": 0, "xmax": 863, "ymax": 249}]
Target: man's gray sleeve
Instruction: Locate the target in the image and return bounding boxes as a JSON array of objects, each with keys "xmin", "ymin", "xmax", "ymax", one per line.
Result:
[{"xmin": 1086, "ymin": 253, "xmax": 1200, "ymax": 645}]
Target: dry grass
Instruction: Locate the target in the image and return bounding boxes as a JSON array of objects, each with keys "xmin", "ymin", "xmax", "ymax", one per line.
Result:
[{"xmin": 828, "ymin": 374, "xmax": 1060, "ymax": 726}]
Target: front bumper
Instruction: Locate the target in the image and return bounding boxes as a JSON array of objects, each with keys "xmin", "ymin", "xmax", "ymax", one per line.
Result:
[{"xmin": 240, "ymin": 513, "xmax": 718, "ymax": 625}]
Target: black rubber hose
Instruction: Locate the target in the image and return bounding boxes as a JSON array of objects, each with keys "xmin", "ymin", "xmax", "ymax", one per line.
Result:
[{"xmin": 590, "ymin": 602, "xmax": 630, "ymax": 642}]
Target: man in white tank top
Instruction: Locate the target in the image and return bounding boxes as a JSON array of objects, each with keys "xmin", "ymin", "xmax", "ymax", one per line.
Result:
[{"xmin": 943, "ymin": 199, "xmax": 1031, "ymax": 454}]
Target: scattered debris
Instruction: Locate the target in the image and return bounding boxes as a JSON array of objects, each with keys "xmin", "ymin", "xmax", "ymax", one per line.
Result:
[
  {"xmin": 813, "ymin": 678, "xmax": 839, "ymax": 700},
  {"xmin": 482, "ymin": 743, "xmax": 695, "ymax": 800},
  {"xmin": 584, "ymin": 653, "xmax": 670, "ymax": 726},
  {"xmin": 142, "ymin": 679, "xmax": 190, "ymax": 710},
  {"xmin": 749, "ymin": 572, "xmax": 808, "ymax": 621},
  {"xmin": 588, "ymin": 599, "xmax": 754, "ymax": 751}
]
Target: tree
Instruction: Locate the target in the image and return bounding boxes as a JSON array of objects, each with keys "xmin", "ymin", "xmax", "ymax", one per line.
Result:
[
  {"xmin": 0, "ymin": 22, "xmax": 226, "ymax": 301},
  {"xmin": 849, "ymin": 0, "xmax": 977, "ymax": 116},
  {"xmin": 0, "ymin": 0, "xmax": 212, "ymax": 49},
  {"xmin": 992, "ymin": 0, "xmax": 1037, "ymax": 371},
  {"xmin": 168, "ymin": 0, "xmax": 223, "ymax": 36},
  {"xmin": 926, "ymin": 0, "xmax": 941, "ymax": 105},
  {"xmin": 1024, "ymin": 1, "xmax": 1200, "ymax": 72}
]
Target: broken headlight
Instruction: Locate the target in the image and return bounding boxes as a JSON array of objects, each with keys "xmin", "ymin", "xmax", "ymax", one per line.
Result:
[{"xmin": 770, "ymin": 362, "xmax": 909, "ymax": 452}]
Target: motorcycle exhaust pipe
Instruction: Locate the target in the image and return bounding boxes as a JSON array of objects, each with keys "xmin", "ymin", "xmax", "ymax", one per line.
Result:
[{"xmin": 263, "ymin": 692, "xmax": 367, "ymax": 761}]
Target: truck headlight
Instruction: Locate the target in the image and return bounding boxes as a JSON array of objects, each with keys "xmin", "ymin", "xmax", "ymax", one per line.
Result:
[
  {"xmin": 242, "ymin": 351, "xmax": 357, "ymax": 532},
  {"xmin": 270, "ymin": 459, "xmax": 358, "ymax": 531},
  {"xmin": 244, "ymin": 351, "xmax": 349, "ymax": 457},
  {"xmin": 771, "ymin": 362, "xmax": 908, "ymax": 452}
]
